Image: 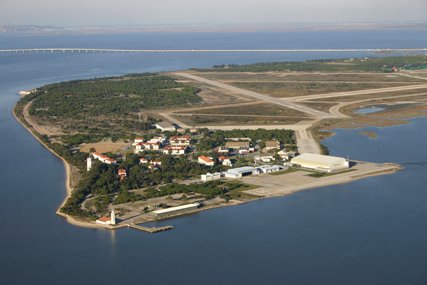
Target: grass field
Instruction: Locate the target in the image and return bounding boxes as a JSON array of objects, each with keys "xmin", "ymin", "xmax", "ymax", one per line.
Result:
[
  {"xmin": 172, "ymin": 114, "xmax": 304, "ymax": 126},
  {"xmin": 230, "ymin": 82, "xmax": 420, "ymax": 98},
  {"xmin": 175, "ymin": 103, "xmax": 309, "ymax": 117},
  {"xmin": 192, "ymin": 72, "xmax": 427, "ymax": 83}
]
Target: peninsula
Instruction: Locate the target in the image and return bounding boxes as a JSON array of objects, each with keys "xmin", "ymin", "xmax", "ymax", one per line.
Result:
[{"xmin": 14, "ymin": 55, "xmax": 427, "ymax": 232}]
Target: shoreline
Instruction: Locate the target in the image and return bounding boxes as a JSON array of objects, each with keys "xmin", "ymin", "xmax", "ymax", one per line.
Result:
[
  {"xmin": 12, "ymin": 102, "xmax": 102, "ymax": 229},
  {"xmin": 12, "ymin": 97, "xmax": 403, "ymax": 232}
]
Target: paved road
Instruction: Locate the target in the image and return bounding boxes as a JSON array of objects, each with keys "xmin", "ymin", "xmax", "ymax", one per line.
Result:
[{"xmin": 291, "ymin": 83, "xmax": 427, "ymax": 101}]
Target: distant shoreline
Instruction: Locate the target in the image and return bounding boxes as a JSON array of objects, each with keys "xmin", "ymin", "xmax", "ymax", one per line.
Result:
[{"xmin": 2, "ymin": 22, "xmax": 427, "ymax": 35}]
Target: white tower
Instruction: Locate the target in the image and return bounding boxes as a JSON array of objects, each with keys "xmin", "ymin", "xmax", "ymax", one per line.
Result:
[
  {"xmin": 110, "ymin": 210, "xmax": 116, "ymax": 225},
  {"xmin": 87, "ymin": 156, "xmax": 92, "ymax": 171}
]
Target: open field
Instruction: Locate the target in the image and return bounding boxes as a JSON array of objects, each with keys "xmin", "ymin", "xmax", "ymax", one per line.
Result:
[
  {"xmin": 242, "ymin": 161, "xmax": 400, "ymax": 197},
  {"xmin": 172, "ymin": 114, "xmax": 304, "ymax": 126},
  {"xmin": 175, "ymin": 102, "xmax": 309, "ymax": 117},
  {"xmin": 79, "ymin": 141, "xmax": 131, "ymax": 153},
  {"xmin": 309, "ymin": 89, "xmax": 427, "ymax": 102},
  {"xmin": 230, "ymin": 82, "xmax": 414, "ymax": 98},
  {"xmin": 191, "ymin": 72, "xmax": 427, "ymax": 83}
]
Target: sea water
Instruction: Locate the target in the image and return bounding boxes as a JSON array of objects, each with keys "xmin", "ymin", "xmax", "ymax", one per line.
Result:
[{"xmin": 0, "ymin": 31, "xmax": 426, "ymax": 285}]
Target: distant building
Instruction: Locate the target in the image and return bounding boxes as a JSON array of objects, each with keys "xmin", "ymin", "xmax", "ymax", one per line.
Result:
[
  {"xmin": 291, "ymin": 153, "xmax": 350, "ymax": 173},
  {"xmin": 218, "ymin": 156, "xmax": 232, "ymax": 167},
  {"xmin": 87, "ymin": 156, "xmax": 92, "ymax": 171},
  {"xmin": 257, "ymin": 165, "xmax": 284, "ymax": 174},
  {"xmin": 216, "ymin": 147, "xmax": 229, "ymax": 154},
  {"xmin": 169, "ymin": 135, "xmax": 191, "ymax": 146},
  {"xmin": 133, "ymin": 137, "xmax": 144, "ymax": 146},
  {"xmin": 155, "ymin": 121, "xmax": 176, "ymax": 132},
  {"xmin": 177, "ymin": 128, "xmax": 186, "ymax": 134},
  {"xmin": 162, "ymin": 145, "xmax": 187, "ymax": 155},
  {"xmin": 151, "ymin": 203, "xmax": 200, "ymax": 218},
  {"xmin": 254, "ymin": 155, "xmax": 274, "ymax": 163},
  {"xmin": 140, "ymin": 157, "xmax": 149, "ymax": 164},
  {"xmin": 238, "ymin": 147, "xmax": 254, "ymax": 155},
  {"xmin": 135, "ymin": 142, "xmax": 160, "ymax": 153},
  {"xmin": 201, "ymin": 172, "xmax": 222, "ymax": 182},
  {"xmin": 118, "ymin": 169, "xmax": 127, "ymax": 179},
  {"xmin": 278, "ymin": 150, "xmax": 297, "ymax": 161},
  {"xmin": 224, "ymin": 166, "xmax": 260, "ymax": 179},
  {"xmin": 265, "ymin": 140, "xmax": 280, "ymax": 151},
  {"xmin": 198, "ymin": 155, "xmax": 215, "ymax": 166},
  {"xmin": 225, "ymin": 141, "xmax": 250, "ymax": 149},
  {"xmin": 91, "ymin": 152, "xmax": 117, "ymax": 165},
  {"xmin": 151, "ymin": 160, "xmax": 162, "ymax": 166},
  {"xmin": 96, "ymin": 210, "xmax": 116, "ymax": 225}
]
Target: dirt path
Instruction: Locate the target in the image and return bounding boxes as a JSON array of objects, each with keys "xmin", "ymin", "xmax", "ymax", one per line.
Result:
[{"xmin": 23, "ymin": 101, "xmax": 63, "ymax": 136}]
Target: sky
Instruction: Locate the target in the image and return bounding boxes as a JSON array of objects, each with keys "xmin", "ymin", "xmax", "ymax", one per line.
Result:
[{"xmin": 1, "ymin": 0, "xmax": 427, "ymax": 26}]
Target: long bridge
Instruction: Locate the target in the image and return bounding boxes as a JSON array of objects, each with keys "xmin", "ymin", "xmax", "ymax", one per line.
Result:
[{"xmin": 0, "ymin": 48, "xmax": 426, "ymax": 54}]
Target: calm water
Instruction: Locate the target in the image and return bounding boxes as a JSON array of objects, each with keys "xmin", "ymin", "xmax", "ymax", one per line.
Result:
[{"xmin": 0, "ymin": 31, "xmax": 426, "ymax": 285}]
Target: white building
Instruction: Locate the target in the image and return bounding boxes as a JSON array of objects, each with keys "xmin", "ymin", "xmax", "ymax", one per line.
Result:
[
  {"xmin": 257, "ymin": 165, "xmax": 285, "ymax": 174},
  {"xmin": 224, "ymin": 166, "xmax": 260, "ymax": 179},
  {"xmin": 254, "ymin": 155, "xmax": 274, "ymax": 163},
  {"xmin": 218, "ymin": 156, "xmax": 232, "ymax": 167},
  {"xmin": 135, "ymin": 142, "xmax": 160, "ymax": 153},
  {"xmin": 291, "ymin": 153, "xmax": 350, "ymax": 173},
  {"xmin": 87, "ymin": 156, "xmax": 92, "ymax": 171},
  {"xmin": 198, "ymin": 155, "xmax": 215, "ymax": 166},
  {"xmin": 201, "ymin": 172, "xmax": 222, "ymax": 182},
  {"xmin": 278, "ymin": 150, "xmax": 297, "ymax": 161},
  {"xmin": 140, "ymin": 157, "xmax": 149, "ymax": 164},
  {"xmin": 132, "ymin": 137, "xmax": 144, "ymax": 146},
  {"xmin": 155, "ymin": 121, "xmax": 176, "ymax": 132},
  {"xmin": 91, "ymin": 152, "xmax": 117, "ymax": 164},
  {"xmin": 265, "ymin": 140, "xmax": 280, "ymax": 151},
  {"xmin": 162, "ymin": 145, "xmax": 187, "ymax": 155},
  {"xmin": 96, "ymin": 210, "xmax": 116, "ymax": 225},
  {"xmin": 169, "ymin": 135, "xmax": 191, "ymax": 146},
  {"xmin": 152, "ymin": 203, "xmax": 200, "ymax": 218}
]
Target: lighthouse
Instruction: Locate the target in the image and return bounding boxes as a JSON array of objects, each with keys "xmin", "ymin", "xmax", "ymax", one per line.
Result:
[
  {"xmin": 87, "ymin": 156, "xmax": 92, "ymax": 171},
  {"xmin": 110, "ymin": 210, "xmax": 116, "ymax": 225}
]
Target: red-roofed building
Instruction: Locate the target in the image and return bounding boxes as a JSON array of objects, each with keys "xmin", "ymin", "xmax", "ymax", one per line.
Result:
[
  {"xmin": 198, "ymin": 155, "xmax": 215, "ymax": 166},
  {"xmin": 162, "ymin": 145, "xmax": 187, "ymax": 155},
  {"xmin": 91, "ymin": 152, "xmax": 117, "ymax": 165},
  {"xmin": 169, "ymin": 135, "xmax": 191, "ymax": 146},
  {"xmin": 218, "ymin": 156, "xmax": 232, "ymax": 167},
  {"xmin": 118, "ymin": 168, "xmax": 127, "ymax": 177},
  {"xmin": 135, "ymin": 141, "xmax": 161, "ymax": 153},
  {"xmin": 140, "ymin": 157, "xmax": 149, "ymax": 164},
  {"xmin": 133, "ymin": 137, "xmax": 145, "ymax": 145}
]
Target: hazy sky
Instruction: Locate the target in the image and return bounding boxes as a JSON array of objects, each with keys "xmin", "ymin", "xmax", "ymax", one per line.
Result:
[{"xmin": 1, "ymin": 0, "xmax": 427, "ymax": 26}]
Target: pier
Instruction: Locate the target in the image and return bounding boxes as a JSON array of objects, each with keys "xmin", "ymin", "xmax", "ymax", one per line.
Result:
[
  {"xmin": 0, "ymin": 48, "xmax": 426, "ymax": 54},
  {"xmin": 127, "ymin": 223, "xmax": 174, "ymax": 233}
]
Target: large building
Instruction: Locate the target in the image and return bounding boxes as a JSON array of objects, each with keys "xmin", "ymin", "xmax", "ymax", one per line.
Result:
[
  {"xmin": 152, "ymin": 203, "xmax": 200, "ymax": 218},
  {"xmin": 155, "ymin": 121, "xmax": 176, "ymax": 132},
  {"xmin": 224, "ymin": 166, "xmax": 260, "ymax": 179},
  {"xmin": 291, "ymin": 153, "xmax": 350, "ymax": 173}
]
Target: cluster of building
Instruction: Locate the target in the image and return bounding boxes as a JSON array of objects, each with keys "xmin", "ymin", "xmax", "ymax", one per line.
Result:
[{"xmin": 133, "ymin": 135, "xmax": 191, "ymax": 156}]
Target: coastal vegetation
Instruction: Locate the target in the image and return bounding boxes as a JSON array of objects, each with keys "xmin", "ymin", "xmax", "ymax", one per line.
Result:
[
  {"xmin": 198, "ymin": 55, "xmax": 427, "ymax": 73},
  {"xmin": 23, "ymin": 73, "xmax": 201, "ymax": 143},
  {"xmin": 197, "ymin": 128, "xmax": 295, "ymax": 150}
]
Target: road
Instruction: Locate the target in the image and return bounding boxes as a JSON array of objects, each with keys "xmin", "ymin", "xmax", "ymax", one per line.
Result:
[
  {"xmin": 174, "ymin": 72, "xmax": 332, "ymax": 118},
  {"xmin": 291, "ymin": 83, "xmax": 427, "ymax": 101}
]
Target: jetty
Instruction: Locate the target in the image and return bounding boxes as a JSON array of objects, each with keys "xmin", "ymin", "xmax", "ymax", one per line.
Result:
[{"xmin": 127, "ymin": 223, "xmax": 174, "ymax": 233}]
